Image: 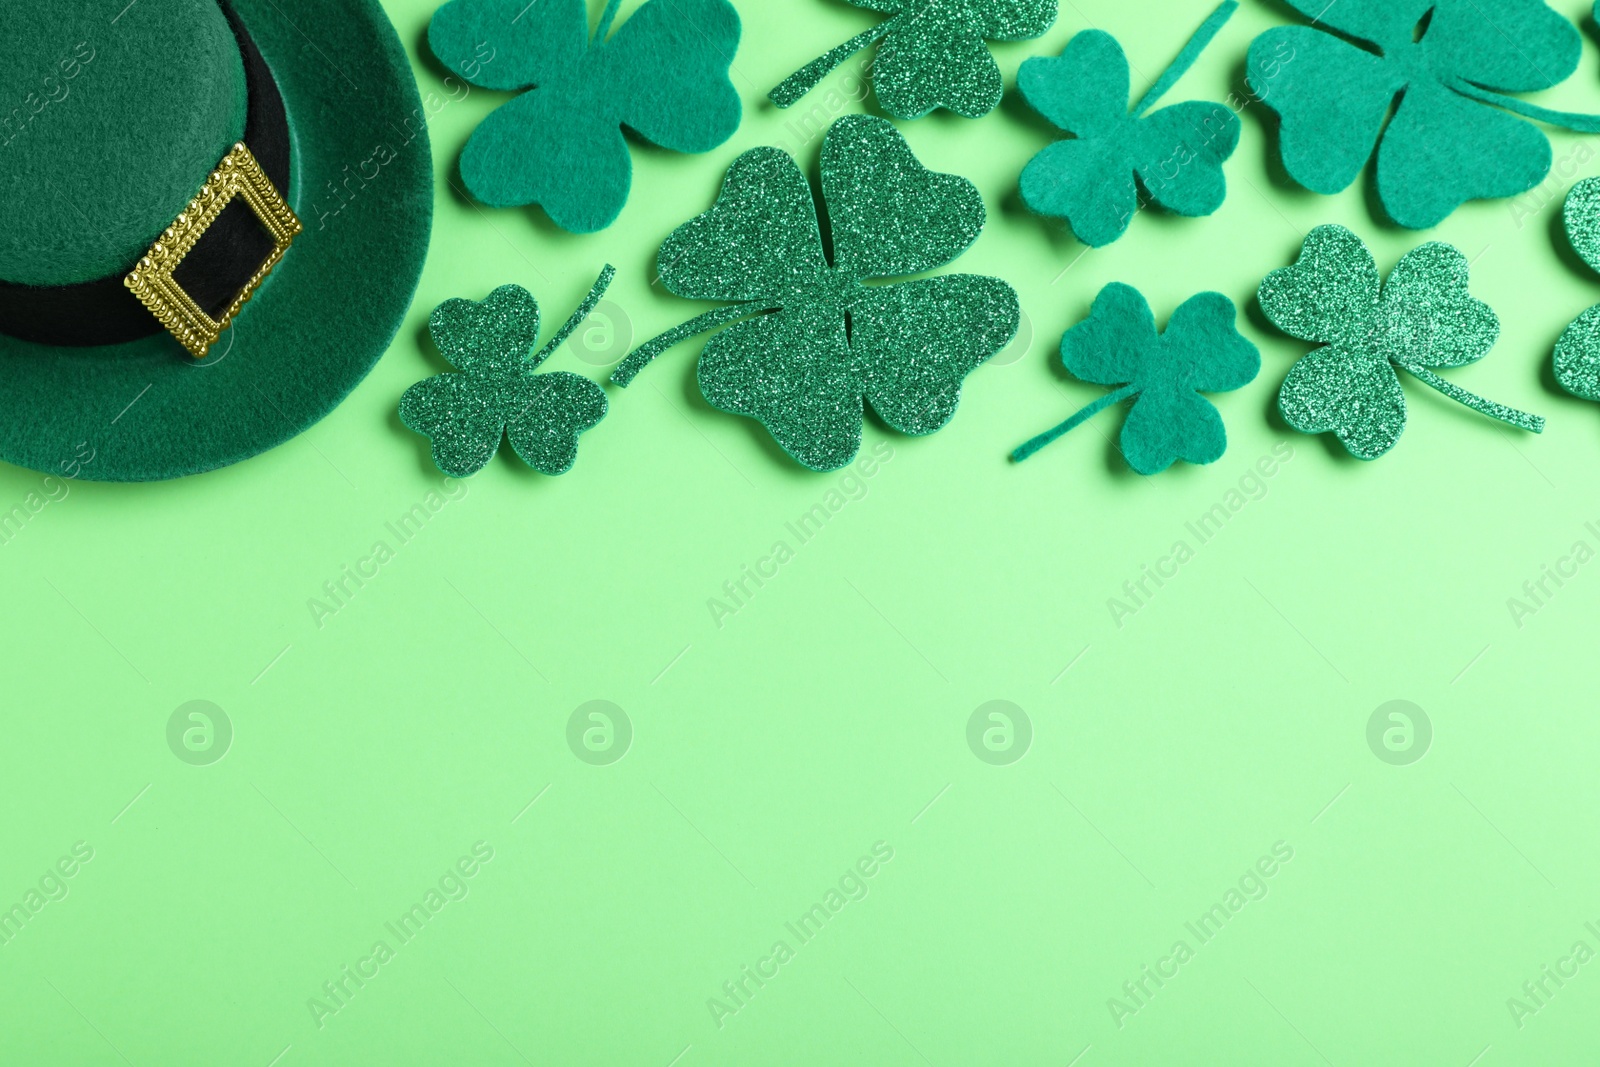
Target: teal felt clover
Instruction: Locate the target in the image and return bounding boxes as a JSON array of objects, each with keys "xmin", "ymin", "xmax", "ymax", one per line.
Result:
[
  {"xmin": 1260, "ymin": 226, "xmax": 1544, "ymax": 460},
  {"xmin": 1248, "ymin": 0, "xmax": 1600, "ymax": 229},
  {"xmin": 1555, "ymin": 178, "xmax": 1600, "ymax": 403},
  {"xmin": 1019, "ymin": 2, "xmax": 1240, "ymax": 247},
  {"xmin": 400, "ymin": 269, "xmax": 614, "ymax": 477},
  {"xmin": 430, "ymin": 0, "xmax": 741, "ymax": 233},
  {"xmin": 771, "ymin": 0, "xmax": 1057, "ymax": 120},
  {"xmin": 611, "ymin": 115, "xmax": 1020, "ymax": 473},
  {"xmin": 1012, "ymin": 284, "xmax": 1258, "ymax": 475}
]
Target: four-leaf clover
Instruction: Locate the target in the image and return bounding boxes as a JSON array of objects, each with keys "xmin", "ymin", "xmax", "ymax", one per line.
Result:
[
  {"xmin": 610, "ymin": 115, "xmax": 1020, "ymax": 472},
  {"xmin": 400, "ymin": 270, "xmax": 614, "ymax": 477},
  {"xmin": 1012, "ymin": 284, "xmax": 1259, "ymax": 474},
  {"xmin": 430, "ymin": 0, "xmax": 742, "ymax": 233},
  {"xmin": 770, "ymin": 0, "xmax": 1057, "ymax": 119},
  {"xmin": 1020, "ymin": 1, "xmax": 1240, "ymax": 247},
  {"xmin": 1260, "ymin": 226, "xmax": 1544, "ymax": 459}
]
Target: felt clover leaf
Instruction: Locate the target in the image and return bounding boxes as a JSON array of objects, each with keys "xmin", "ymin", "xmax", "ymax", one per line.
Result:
[
  {"xmin": 429, "ymin": 0, "xmax": 741, "ymax": 233},
  {"xmin": 400, "ymin": 269, "xmax": 614, "ymax": 477},
  {"xmin": 1020, "ymin": 2, "xmax": 1241, "ymax": 247},
  {"xmin": 1556, "ymin": 178, "xmax": 1600, "ymax": 402},
  {"xmin": 610, "ymin": 114, "xmax": 1020, "ymax": 472},
  {"xmin": 1247, "ymin": 0, "xmax": 1600, "ymax": 229},
  {"xmin": 1012, "ymin": 284, "xmax": 1259, "ymax": 474},
  {"xmin": 770, "ymin": 0, "xmax": 1056, "ymax": 119},
  {"xmin": 1260, "ymin": 226, "xmax": 1544, "ymax": 460}
]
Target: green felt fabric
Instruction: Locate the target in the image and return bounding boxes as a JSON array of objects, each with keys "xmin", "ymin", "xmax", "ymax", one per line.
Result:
[
  {"xmin": 0, "ymin": 0, "xmax": 433, "ymax": 482},
  {"xmin": 1247, "ymin": 0, "xmax": 1582, "ymax": 229},
  {"xmin": 430, "ymin": 0, "xmax": 742, "ymax": 234},
  {"xmin": 400, "ymin": 278, "xmax": 611, "ymax": 478},
  {"xmin": 1555, "ymin": 178, "xmax": 1600, "ymax": 402},
  {"xmin": 770, "ymin": 0, "xmax": 1056, "ymax": 120},
  {"xmin": 611, "ymin": 114, "xmax": 1019, "ymax": 473},
  {"xmin": 1012, "ymin": 284, "xmax": 1257, "ymax": 474},
  {"xmin": 1019, "ymin": 3, "xmax": 1238, "ymax": 248},
  {"xmin": 1259, "ymin": 225, "xmax": 1543, "ymax": 460},
  {"xmin": 0, "ymin": 1, "xmax": 247, "ymax": 285}
]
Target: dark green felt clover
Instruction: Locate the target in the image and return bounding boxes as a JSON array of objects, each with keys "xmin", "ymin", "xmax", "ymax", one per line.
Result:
[
  {"xmin": 1019, "ymin": 1, "xmax": 1240, "ymax": 248},
  {"xmin": 770, "ymin": 0, "xmax": 1056, "ymax": 119},
  {"xmin": 1012, "ymin": 284, "xmax": 1258, "ymax": 475},
  {"xmin": 1247, "ymin": 0, "xmax": 1600, "ymax": 230},
  {"xmin": 401, "ymin": 269, "xmax": 614, "ymax": 477},
  {"xmin": 1556, "ymin": 178, "xmax": 1600, "ymax": 403},
  {"xmin": 1260, "ymin": 226, "xmax": 1544, "ymax": 460},
  {"xmin": 611, "ymin": 114, "xmax": 1019, "ymax": 473},
  {"xmin": 429, "ymin": 0, "xmax": 741, "ymax": 233}
]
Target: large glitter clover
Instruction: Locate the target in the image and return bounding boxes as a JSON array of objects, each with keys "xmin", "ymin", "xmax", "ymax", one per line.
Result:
[
  {"xmin": 1556, "ymin": 178, "xmax": 1600, "ymax": 403},
  {"xmin": 770, "ymin": 0, "xmax": 1057, "ymax": 119},
  {"xmin": 1247, "ymin": 0, "xmax": 1600, "ymax": 229},
  {"xmin": 1260, "ymin": 226, "xmax": 1543, "ymax": 460},
  {"xmin": 400, "ymin": 271, "xmax": 613, "ymax": 477},
  {"xmin": 1019, "ymin": 1, "xmax": 1240, "ymax": 247},
  {"xmin": 1012, "ymin": 284, "xmax": 1259, "ymax": 475},
  {"xmin": 611, "ymin": 115, "xmax": 1020, "ymax": 472}
]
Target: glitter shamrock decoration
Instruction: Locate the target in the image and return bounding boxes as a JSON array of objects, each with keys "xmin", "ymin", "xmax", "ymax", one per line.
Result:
[
  {"xmin": 1247, "ymin": 0, "xmax": 1600, "ymax": 229},
  {"xmin": 1012, "ymin": 284, "xmax": 1258, "ymax": 474},
  {"xmin": 1260, "ymin": 226, "xmax": 1544, "ymax": 460},
  {"xmin": 1019, "ymin": 1, "xmax": 1240, "ymax": 247},
  {"xmin": 1555, "ymin": 178, "xmax": 1600, "ymax": 403},
  {"xmin": 770, "ymin": 0, "xmax": 1056, "ymax": 119},
  {"xmin": 400, "ymin": 269, "xmax": 614, "ymax": 477},
  {"xmin": 429, "ymin": 0, "xmax": 741, "ymax": 233},
  {"xmin": 610, "ymin": 115, "xmax": 1019, "ymax": 472}
]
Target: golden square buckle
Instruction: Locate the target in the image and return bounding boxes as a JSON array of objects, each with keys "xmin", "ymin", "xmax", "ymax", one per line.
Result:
[{"xmin": 124, "ymin": 142, "xmax": 301, "ymax": 359}]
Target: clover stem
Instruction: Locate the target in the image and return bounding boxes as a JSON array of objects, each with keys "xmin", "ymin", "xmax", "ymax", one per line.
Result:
[
  {"xmin": 1131, "ymin": 0, "xmax": 1239, "ymax": 118},
  {"xmin": 1394, "ymin": 361, "xmax": 1546, "ymax": 434},
  {"xmin": 610, "ymin": 303, "xmax": 758, "ymax": 387},
  {"xmin": 1011, "ymin": 384, "xmax": 1138, "ymax": 463},
  {"xmin": 531, "ymin": 264, "xmax": 616, "ymax": 369},
  {"xmin": 1448, "ymin": 79, "xmax": 1600, "ymax": 134},
  {"xmin": 769, "ymin": 18, "xmax": 898, "ymax": 109},
  {"xmin": 595, "ymin": 0, "xmax": 624, "ymax": 43}
]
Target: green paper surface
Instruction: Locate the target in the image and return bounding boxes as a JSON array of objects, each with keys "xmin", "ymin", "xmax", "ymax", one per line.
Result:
[{"xmin": 11, "ymin": 1, "xmax": 1600, "ymax": 1065}]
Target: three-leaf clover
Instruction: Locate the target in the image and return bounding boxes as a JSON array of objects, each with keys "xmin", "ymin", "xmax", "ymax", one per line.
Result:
[
  {"xmin": 1019, "ymin": 1, "xmax": 1240, "ymax": 247},
  {"xmin": 1247, "ymin": 0, "xmax": 1600, "ymax": 229},
  {"xmin": 770, "ymin": 0, "xmax": 1056, "ymax": 119},
  {"xmin": 610, "ymin": 115, "xmax": 1020, "ymax": 472},
  {"xmin": 430, "ymin": 0, "xmax": 742, "ymax": 233},
  {"xmin": 1260, "ymin": 226, "xmax": 1544, "ymax": 460},
  {"xmin": 400, "ymin": 269, "xmax": 614, "ymax": 477},
  {"xmin": 1012, "ymin": 284, "xmax": 1259, "ymax": 474},
  {"xmin": 1556, "ymin": 177, "xmax": 1600, "ymax": 402}
]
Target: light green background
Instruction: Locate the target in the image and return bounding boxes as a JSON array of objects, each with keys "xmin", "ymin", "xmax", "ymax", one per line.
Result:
[{"xmin": 5, "ymin": 0, "xmax": 1600, "ymax": 1063}]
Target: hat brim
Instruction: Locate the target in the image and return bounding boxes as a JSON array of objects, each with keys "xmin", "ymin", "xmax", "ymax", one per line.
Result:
[{"xmin": 0, "ymin": 0, "xmax": 433, "ymax": 482}]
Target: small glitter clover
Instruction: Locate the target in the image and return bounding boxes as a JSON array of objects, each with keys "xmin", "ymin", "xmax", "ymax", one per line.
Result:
[
  {"xmin": 429, "ymin": 0, "xmax": 741, "ymax": 233},
  {"xmin": 400, "ymin": 269, "xmax": 614, "ymax": 477},
  {"xmin": 1260, "ymin": 226, "xmax": 1544, "ymax": 460},
  {"xmin": 1556, "ymin": 178, "xmax": 1600, "ymax": 403},
  {"xmin": 1019, "ymin": 1, "xmax": 1240, "ymax": 247},
  {"xmin": 1012, "ymin": 284, "xmax": 1259, "ymax": 474},
  {"xmin": 1247, "ymin": 0, "xmax": 1600, "ymax": 229},
  {"xmin": 610, "ymin": 115, "xmax": 1019, "ymax": 473},
  {"xmin": 770, "ymin": 0, "xmax": 1056, "ymax": 120}
]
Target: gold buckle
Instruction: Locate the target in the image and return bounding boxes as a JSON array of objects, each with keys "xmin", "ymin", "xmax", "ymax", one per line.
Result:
[{"xmin": 124, "ymin": 142, "xmax": 301, "ymax": 359}]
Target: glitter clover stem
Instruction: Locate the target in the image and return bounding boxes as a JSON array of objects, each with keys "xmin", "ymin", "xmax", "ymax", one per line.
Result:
[
  {"xmin": 1394, "ymin": 361, "xmax": 1546, "ymax": 434},
  {"xmin": 1449, "ymin": 79, "xmax": 1600, "ymax": 134},
  {"xmin": 1011, "ymin": 384, "xmax": 1138, "ymax": 463},
  {"xmin": 1131, "ymin": 0, "xmax": 1239, "ymax": 118},
  {"xmin": 595, "ymin": 0, "xmax": 624, "ymax": 42},
  {"xmin": 769, "ymin": 18, "xmax": 898, "ymax": 108},
  {"xmin": 610, "ymin": 303, "xmax": 756, "ymax": 387},
  {"xmin": 532, "ymin": 264, "xmax": 616, "ymax": 369}
]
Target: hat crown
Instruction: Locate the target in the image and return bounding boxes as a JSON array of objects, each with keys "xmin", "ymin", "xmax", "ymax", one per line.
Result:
[{"xmin": 0, "ymin": 1, "xmax": 247, "ymax": 287}]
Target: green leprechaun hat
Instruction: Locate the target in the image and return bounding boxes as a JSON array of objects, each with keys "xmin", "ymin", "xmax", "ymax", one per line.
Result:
[{"xmin": 0, "ymin": 0, "xmax": 434, "ymax": 481}]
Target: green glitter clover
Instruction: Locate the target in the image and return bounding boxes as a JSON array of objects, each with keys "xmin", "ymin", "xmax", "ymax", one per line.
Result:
[
  {"xmin": 1260, "ymin": 226, "xmax": 1543, "ymax": 461},
  {"xmin": 400, "ymin": 269, "xmax": 614, "ymax": 478},
  {"xmin": 1247, "ymin": 0, "xmax": 1600, "ymax": 229},
  {"xmin": 611, "ymin": 115, "xmax": 1019, "ymax": 472},
  {"xmin": 770, "ymin": 0, "xmax": 1056, "ymax": 119},
  {"xmin": 1019, "ymin": 1, "xmax": 1240, "ymax": 247},
  {"xmin": 1555, "ymin": 178, "xmax": 1600, "ymax": 403},
  {"xmin": 1013, "ymin": 284, "xmax": 1259, "ymax": 474},
  {"xmin": 429, "ymin": 0, "xmax": 741, "ymax": 233}
]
